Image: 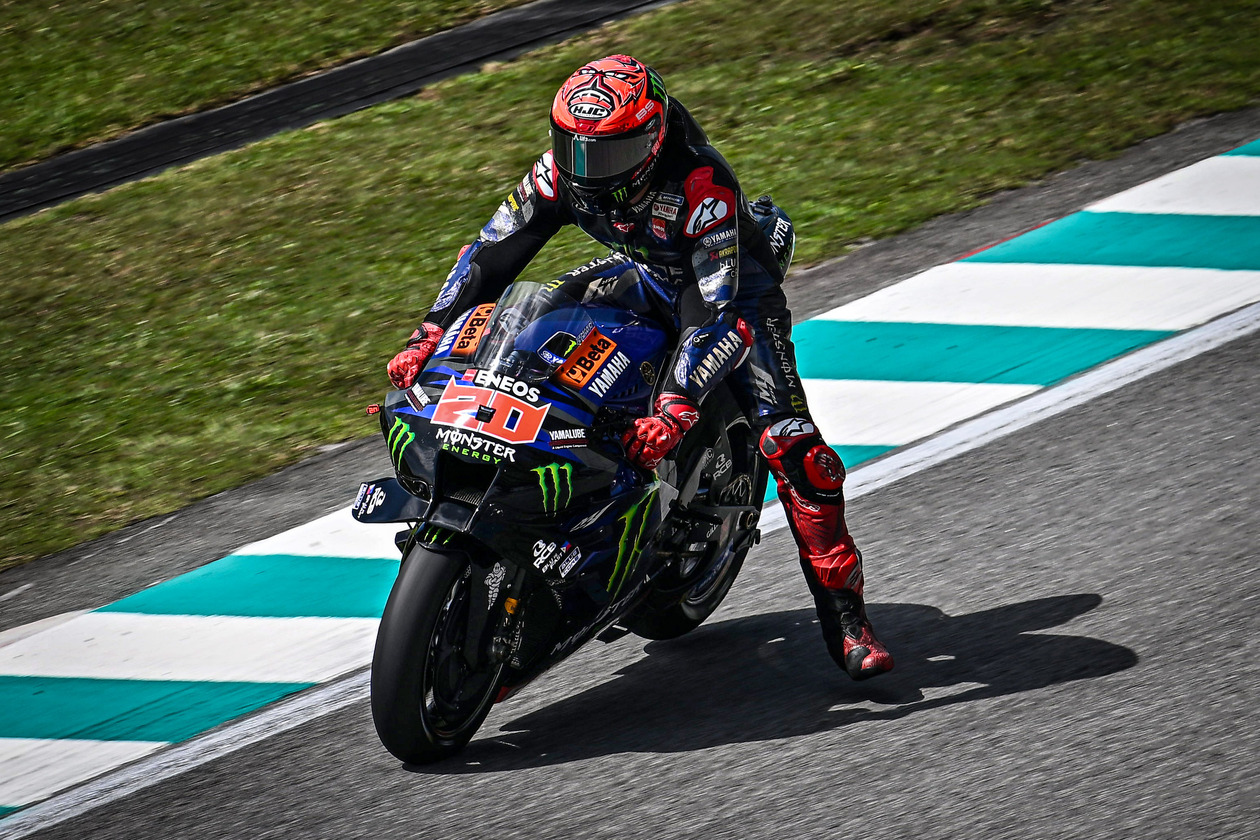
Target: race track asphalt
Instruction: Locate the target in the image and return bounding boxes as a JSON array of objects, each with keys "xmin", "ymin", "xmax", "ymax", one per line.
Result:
[{"xmin": 4, "ymin": 107, "xmax": 1258, "ymax": 839}]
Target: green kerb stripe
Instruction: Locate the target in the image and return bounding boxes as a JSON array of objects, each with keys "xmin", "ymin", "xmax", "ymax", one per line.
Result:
[
  {"xmin": 0, "ymin": 676, "xmax": 313, "ymax": 742},
  {"xmin": 97, "ymin": 554, "xmax": 399, "ymax": 618},
  {"xmin": 1223, "ymin": 139, "xmax": 1260, "ymax": 156},
  {"xmin": 793, "ymin": 321, "xmax": 1171, "ymax": 386},
  {"xmin": 761, "ymin": 445, "xmax": 894, "ymax": 503},
  {"xmin": 964, "ymin": 211, "xmax": 1260, "ymax": 270}
]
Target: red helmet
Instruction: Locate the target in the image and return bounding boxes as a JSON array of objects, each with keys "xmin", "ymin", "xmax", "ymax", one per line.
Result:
[{"xmin": 550, "ymin": 55, "xmax": 669, "ymax": 209}]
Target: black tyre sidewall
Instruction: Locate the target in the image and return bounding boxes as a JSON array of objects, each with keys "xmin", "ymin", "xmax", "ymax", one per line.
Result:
[{"xmin": 370, "ymin": 546, "xmax": 501, "ymax": 764}]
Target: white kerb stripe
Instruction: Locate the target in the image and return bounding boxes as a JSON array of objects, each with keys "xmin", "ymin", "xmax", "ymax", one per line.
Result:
[
  {"xmin": 0, "ymin": 613, "xmax": 377, "ymax": 683},
  {"xmin": 0, "ymin": 738, "xmax": 165, "ymax": 808},
  {"xmin": 802, "ymin": 378, "xmax": 1039, "ymax": 446},
  {"xmin": 1087, "ymin": 154, "xmax": 1260, "ymax": 216},
  {"xmin": 233, "ymin": 506, "xmax": 399, "ymax": 558},
  {"xmin": 813, "ymin": 262, "xmax": 1260, "ymax": 331}
]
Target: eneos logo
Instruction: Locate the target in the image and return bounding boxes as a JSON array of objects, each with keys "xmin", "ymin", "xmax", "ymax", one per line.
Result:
[{"xmin": 431, "ymin": 377, "xmax": 550, "ymax": 445}]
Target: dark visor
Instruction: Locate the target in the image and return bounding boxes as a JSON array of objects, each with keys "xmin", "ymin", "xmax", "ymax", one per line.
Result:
[{"xmin": 551, "ymin": 126, "xmax": 656, "ymax": 185}]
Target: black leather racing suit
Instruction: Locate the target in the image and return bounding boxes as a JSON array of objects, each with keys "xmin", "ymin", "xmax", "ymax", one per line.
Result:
[
  {"xmin": 419, "ymin": 101, "xmax": 807, "ymax": 427},
  {"xmin": 410, "ymin": 97, "xmax": 892, "ymax": 678}
]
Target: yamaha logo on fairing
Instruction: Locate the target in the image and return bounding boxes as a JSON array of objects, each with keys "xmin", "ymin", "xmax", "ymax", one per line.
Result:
[{"xmin": 569, "ymin": 102, "xmax": 611, "ymax": 120}]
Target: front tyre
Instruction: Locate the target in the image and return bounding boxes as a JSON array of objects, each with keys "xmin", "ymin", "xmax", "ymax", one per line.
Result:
[{"xmin": 370, "ymin": 546, "xmax": 504, "ymax": 764}]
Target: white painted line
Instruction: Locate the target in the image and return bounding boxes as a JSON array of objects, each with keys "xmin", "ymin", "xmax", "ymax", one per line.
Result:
[
  {"xmin": 0, "ymin": 613, "xmax": 377, "ymax": 683},
  {"xmin": 0, "ymin": 612, "xmax": 90, "ymax": 650},
  {"xmin": 0, "ymin": 673, "xmax": 368, "ymax": 839},
  {"xmin": 0, "ymin": 585, "xmax": 32, "ymax": 605},
  {"xmin": 0, "ymin": 738, "xmax": 164, "ymax": 809},
  {"xmin": 802, "ymin": 378, "xmax": 1040, "ymax": 446},
  {"xmin": 1088, "ymin": 155, "xmax": 1260, "ymax": 216},
  {"xmin": 813, "ymin": 262, "xmax": 1260, "ymax": 330},
  {"xmin": 233, "ymin": 507, "xmax": 398, "ymax": 559},
  {"xmin": 4, "ymin": 289, "xmax": 1258, "ymax": 840}
]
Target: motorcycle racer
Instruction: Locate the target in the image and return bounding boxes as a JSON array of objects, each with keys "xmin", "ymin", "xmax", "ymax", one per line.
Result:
[{"xmin": 388, "ymin": 55, "xmax": 892, "ymax": 680}]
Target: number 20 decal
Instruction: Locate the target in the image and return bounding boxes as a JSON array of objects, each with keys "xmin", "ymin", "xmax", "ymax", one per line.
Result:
[{"xmin": 431, "ymin": 378, "xmax": 550, "ymax": 445}]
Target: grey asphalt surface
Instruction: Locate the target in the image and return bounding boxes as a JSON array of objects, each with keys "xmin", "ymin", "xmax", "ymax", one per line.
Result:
[{"xmin": 5, "ymin": 107, "xmax": 1260, "ymax": 838}]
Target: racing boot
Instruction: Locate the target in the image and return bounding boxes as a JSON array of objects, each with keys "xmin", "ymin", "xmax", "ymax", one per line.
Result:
[
  {"xmin": 759, "ymin": 417, "xmax": 894, "ymax": 680},
  {"xmin": 813, "ymin": 580, "xmax": 894, "ymax": 681}
]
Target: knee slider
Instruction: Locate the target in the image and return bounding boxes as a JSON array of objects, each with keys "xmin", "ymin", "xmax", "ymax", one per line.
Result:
[{"xmin": 759, "ymin": 417, "xmax": 846, "ymax": 503}]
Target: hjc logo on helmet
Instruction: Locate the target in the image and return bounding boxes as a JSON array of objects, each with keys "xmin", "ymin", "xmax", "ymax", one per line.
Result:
[{"xmin": 569, "ymin": 102, "xmax": 611, "ymax": 120}]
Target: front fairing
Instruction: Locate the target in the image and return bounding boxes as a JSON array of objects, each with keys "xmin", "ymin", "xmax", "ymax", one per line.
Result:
[{"xmin": 378, "ymin": 282, "xmax": 670, "ymax": 597}]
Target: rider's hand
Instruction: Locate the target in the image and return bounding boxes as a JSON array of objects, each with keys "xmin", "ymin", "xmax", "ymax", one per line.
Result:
[
  {"xmin": 387, "ymin": 322, "xmax": 444, "ymax": 388},
  {"xmin": 622, "ymin": 393, "xmax": 700, "ymax": 470}
]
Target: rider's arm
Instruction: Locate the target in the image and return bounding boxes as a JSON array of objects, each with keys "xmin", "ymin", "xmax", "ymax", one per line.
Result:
[
  {"xmin": 664, "ymin": 164, "xmax": 751, "ymax": 402},
  {"xmin": 421, "ymin": 152, "xmax": 567, "ymax": 330}
]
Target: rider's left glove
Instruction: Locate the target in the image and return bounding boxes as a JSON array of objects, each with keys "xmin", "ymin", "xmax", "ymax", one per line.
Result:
[
  {"xmin": 387, "ymin": 322, "xmax": 445, "ymax": 388},
  {"xmin": 622, "ymin": 393, "xmax": 700, "ymax": 470}
]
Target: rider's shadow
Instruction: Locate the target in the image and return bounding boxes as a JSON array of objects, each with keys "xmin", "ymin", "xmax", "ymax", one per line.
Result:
[{"xmin": 429, "ymin": 594, "xmax": 1137, "ymax": 772}]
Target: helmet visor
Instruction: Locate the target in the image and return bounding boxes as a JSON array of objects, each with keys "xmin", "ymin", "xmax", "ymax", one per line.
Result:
[{"xmin": 551, "ymin": 125, "xmax": 656, "ymax": 187}]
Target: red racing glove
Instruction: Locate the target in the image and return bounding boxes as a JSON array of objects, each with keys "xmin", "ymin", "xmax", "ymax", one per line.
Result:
[
  {"xmin": 622, "ymin": 393, "xmax": 700, "ymax": 470},
  {"xmin": 387, "ymin": 322, "xmax": 444, "ymax": 388}
]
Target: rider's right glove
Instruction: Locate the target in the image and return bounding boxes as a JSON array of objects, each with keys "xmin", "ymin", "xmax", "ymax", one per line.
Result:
[
  {"xmin": 387, "ymin": 322, "xmax": 445, "ymax": 388},
  {"xmin": 622, "ymin": 393, "xmax": 700, "ymax": 471}
]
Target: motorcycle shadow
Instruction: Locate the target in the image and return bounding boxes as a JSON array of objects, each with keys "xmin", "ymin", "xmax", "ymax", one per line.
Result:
[{"xmin": 420, "ymin": 593, "xmax": 1137, "ymax": 773}]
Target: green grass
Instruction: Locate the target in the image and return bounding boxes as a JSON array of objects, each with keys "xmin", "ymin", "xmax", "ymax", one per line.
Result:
[
  {"xmin": 0, "ymin": 0, "xmax": 531, "ymax": 171},
  {"xmin": 1, "ymin": 0, "xmax": 1257, "ymax": 569}
]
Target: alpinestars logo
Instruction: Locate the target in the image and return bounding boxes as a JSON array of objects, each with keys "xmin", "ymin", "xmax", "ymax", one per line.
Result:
[
  {"xmin": 387, "ymin": 418, "xmax": 414, "ymax": 471},
  {"xmin": 608, "ymin": 488, "xmax": 657, "ymax": 598},
  {"xmin": 533, "ymin": 462, "xmax": 574, "ymax": 514}
]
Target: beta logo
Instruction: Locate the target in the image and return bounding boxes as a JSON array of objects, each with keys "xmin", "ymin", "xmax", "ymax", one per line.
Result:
[
  {"xmin": 556, "ymin": 328, "xmax": 618, "ymax": 390},
  {"xmin": 450, "ymin": 303, "xmax": 496, "ymax": 357},
  {"xmin": 431, "ymin": 377, "xmax": 550, "ymax": 445}
]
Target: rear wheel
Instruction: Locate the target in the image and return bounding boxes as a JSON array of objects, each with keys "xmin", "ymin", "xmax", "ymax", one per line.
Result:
[
  {"xmin": 627, "ymin": 422, "xmax": 768, "ymax": 640},
  {"xmin": 370, "ymin": 546, "xmax": 504, "ymax": 763}
]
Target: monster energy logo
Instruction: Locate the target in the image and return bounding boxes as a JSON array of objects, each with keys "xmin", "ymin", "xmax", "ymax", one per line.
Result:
[
  {"xmin": 387, "ymin": 418, "xmax": 414, "ymax": 471},
  {"xmin": 418, "ymin": 523, "xmax": 454, "ymax": 546},
  {"xmin": 648, "ymin": 68, "xmax": 667, "ymax": 104},
  {"xmin": 607, "ymin": 488, "xmax": 657, "ymax": 598},
  {"xmin": 532, "ymin": 462, "xmax": 574, "ymax": 514}
]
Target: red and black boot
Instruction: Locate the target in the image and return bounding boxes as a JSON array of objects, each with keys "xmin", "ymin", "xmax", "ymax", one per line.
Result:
[{"xmin": 759, "ymin": 418, "xmax": 894, "ymax": 681}]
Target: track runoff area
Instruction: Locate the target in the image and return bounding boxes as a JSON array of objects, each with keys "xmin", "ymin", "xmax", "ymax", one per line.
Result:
[{"xmin": 2, "ymin": 136, "xmax": 1259, "ymax": 830}]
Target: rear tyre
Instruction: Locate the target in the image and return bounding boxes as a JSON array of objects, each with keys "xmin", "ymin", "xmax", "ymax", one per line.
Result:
[
  {"xmin": 370, "ymin": 546, "xmax": 504, "ymax": 764},
  {"xmin": 627, "ymin": 421, "xmax": 768, "ymax": 640}
]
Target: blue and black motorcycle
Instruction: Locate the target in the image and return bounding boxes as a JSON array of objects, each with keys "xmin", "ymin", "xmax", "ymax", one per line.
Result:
[{"xmin": 353, "ymin": 280, "xmax": 766, "ymax": 763}]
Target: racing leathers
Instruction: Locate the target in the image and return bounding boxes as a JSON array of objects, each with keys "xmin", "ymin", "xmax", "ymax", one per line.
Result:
[{"xmin": 395, "ymin": 100, "xmax": 892, "ymax": 679}]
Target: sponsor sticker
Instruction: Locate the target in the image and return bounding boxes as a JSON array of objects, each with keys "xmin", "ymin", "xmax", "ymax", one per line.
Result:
[
  {"xmin": 701, "ymin": 228, "xmax": 737, "ymax": 248},
  {"xmin": 353, "ymin": 483, "xmax": 387, "ymax": 516},
  {"xmin": 651, "ymin": 201, "xmax": 679, "ymax": 221},
  {"xmin": 450, "ymin": 303, "xmax": 496, "ymax": 357},
  {"xmin": 588, "ymin": 350, "xmax": 631, "ymax": 399},
  {"xmin": 433, "ymin": 427, "xmax": 517, "ymax": 463},
  {"xmin": 431, "ymin": 377, "xmax": 549, "ymax": 445},
  {"xmin": 548, "ymin": 427, "xmax": 589, "ymax": 449},
  {"xmin": 558, "ymin": 545, "xmax": 583, "ymax": 577},
  {"xmin": 556, "ymin": 328, "xmax": 618, "ymax": 390}
]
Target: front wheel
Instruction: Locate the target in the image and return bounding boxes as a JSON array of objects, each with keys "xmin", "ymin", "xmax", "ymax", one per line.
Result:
[{"xmin": 370, "ymin": 546, "xmax": 504, "ymax": 764}]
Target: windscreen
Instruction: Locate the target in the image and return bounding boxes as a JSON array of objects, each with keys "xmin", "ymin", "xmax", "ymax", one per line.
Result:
[{"xmin": 469, "ymin": 282, "xmax": 596, "ymax": 383}]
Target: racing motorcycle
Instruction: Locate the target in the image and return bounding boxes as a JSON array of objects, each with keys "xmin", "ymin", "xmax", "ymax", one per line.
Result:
[{"xmin": 353, "ymin": 280, "xmax": 767, "ymax": 763}]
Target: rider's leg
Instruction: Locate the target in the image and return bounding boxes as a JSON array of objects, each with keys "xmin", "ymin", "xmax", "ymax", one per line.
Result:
[{"xmin": 726, "ymin": 263, "xmax": 894, "ymax": 680}]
